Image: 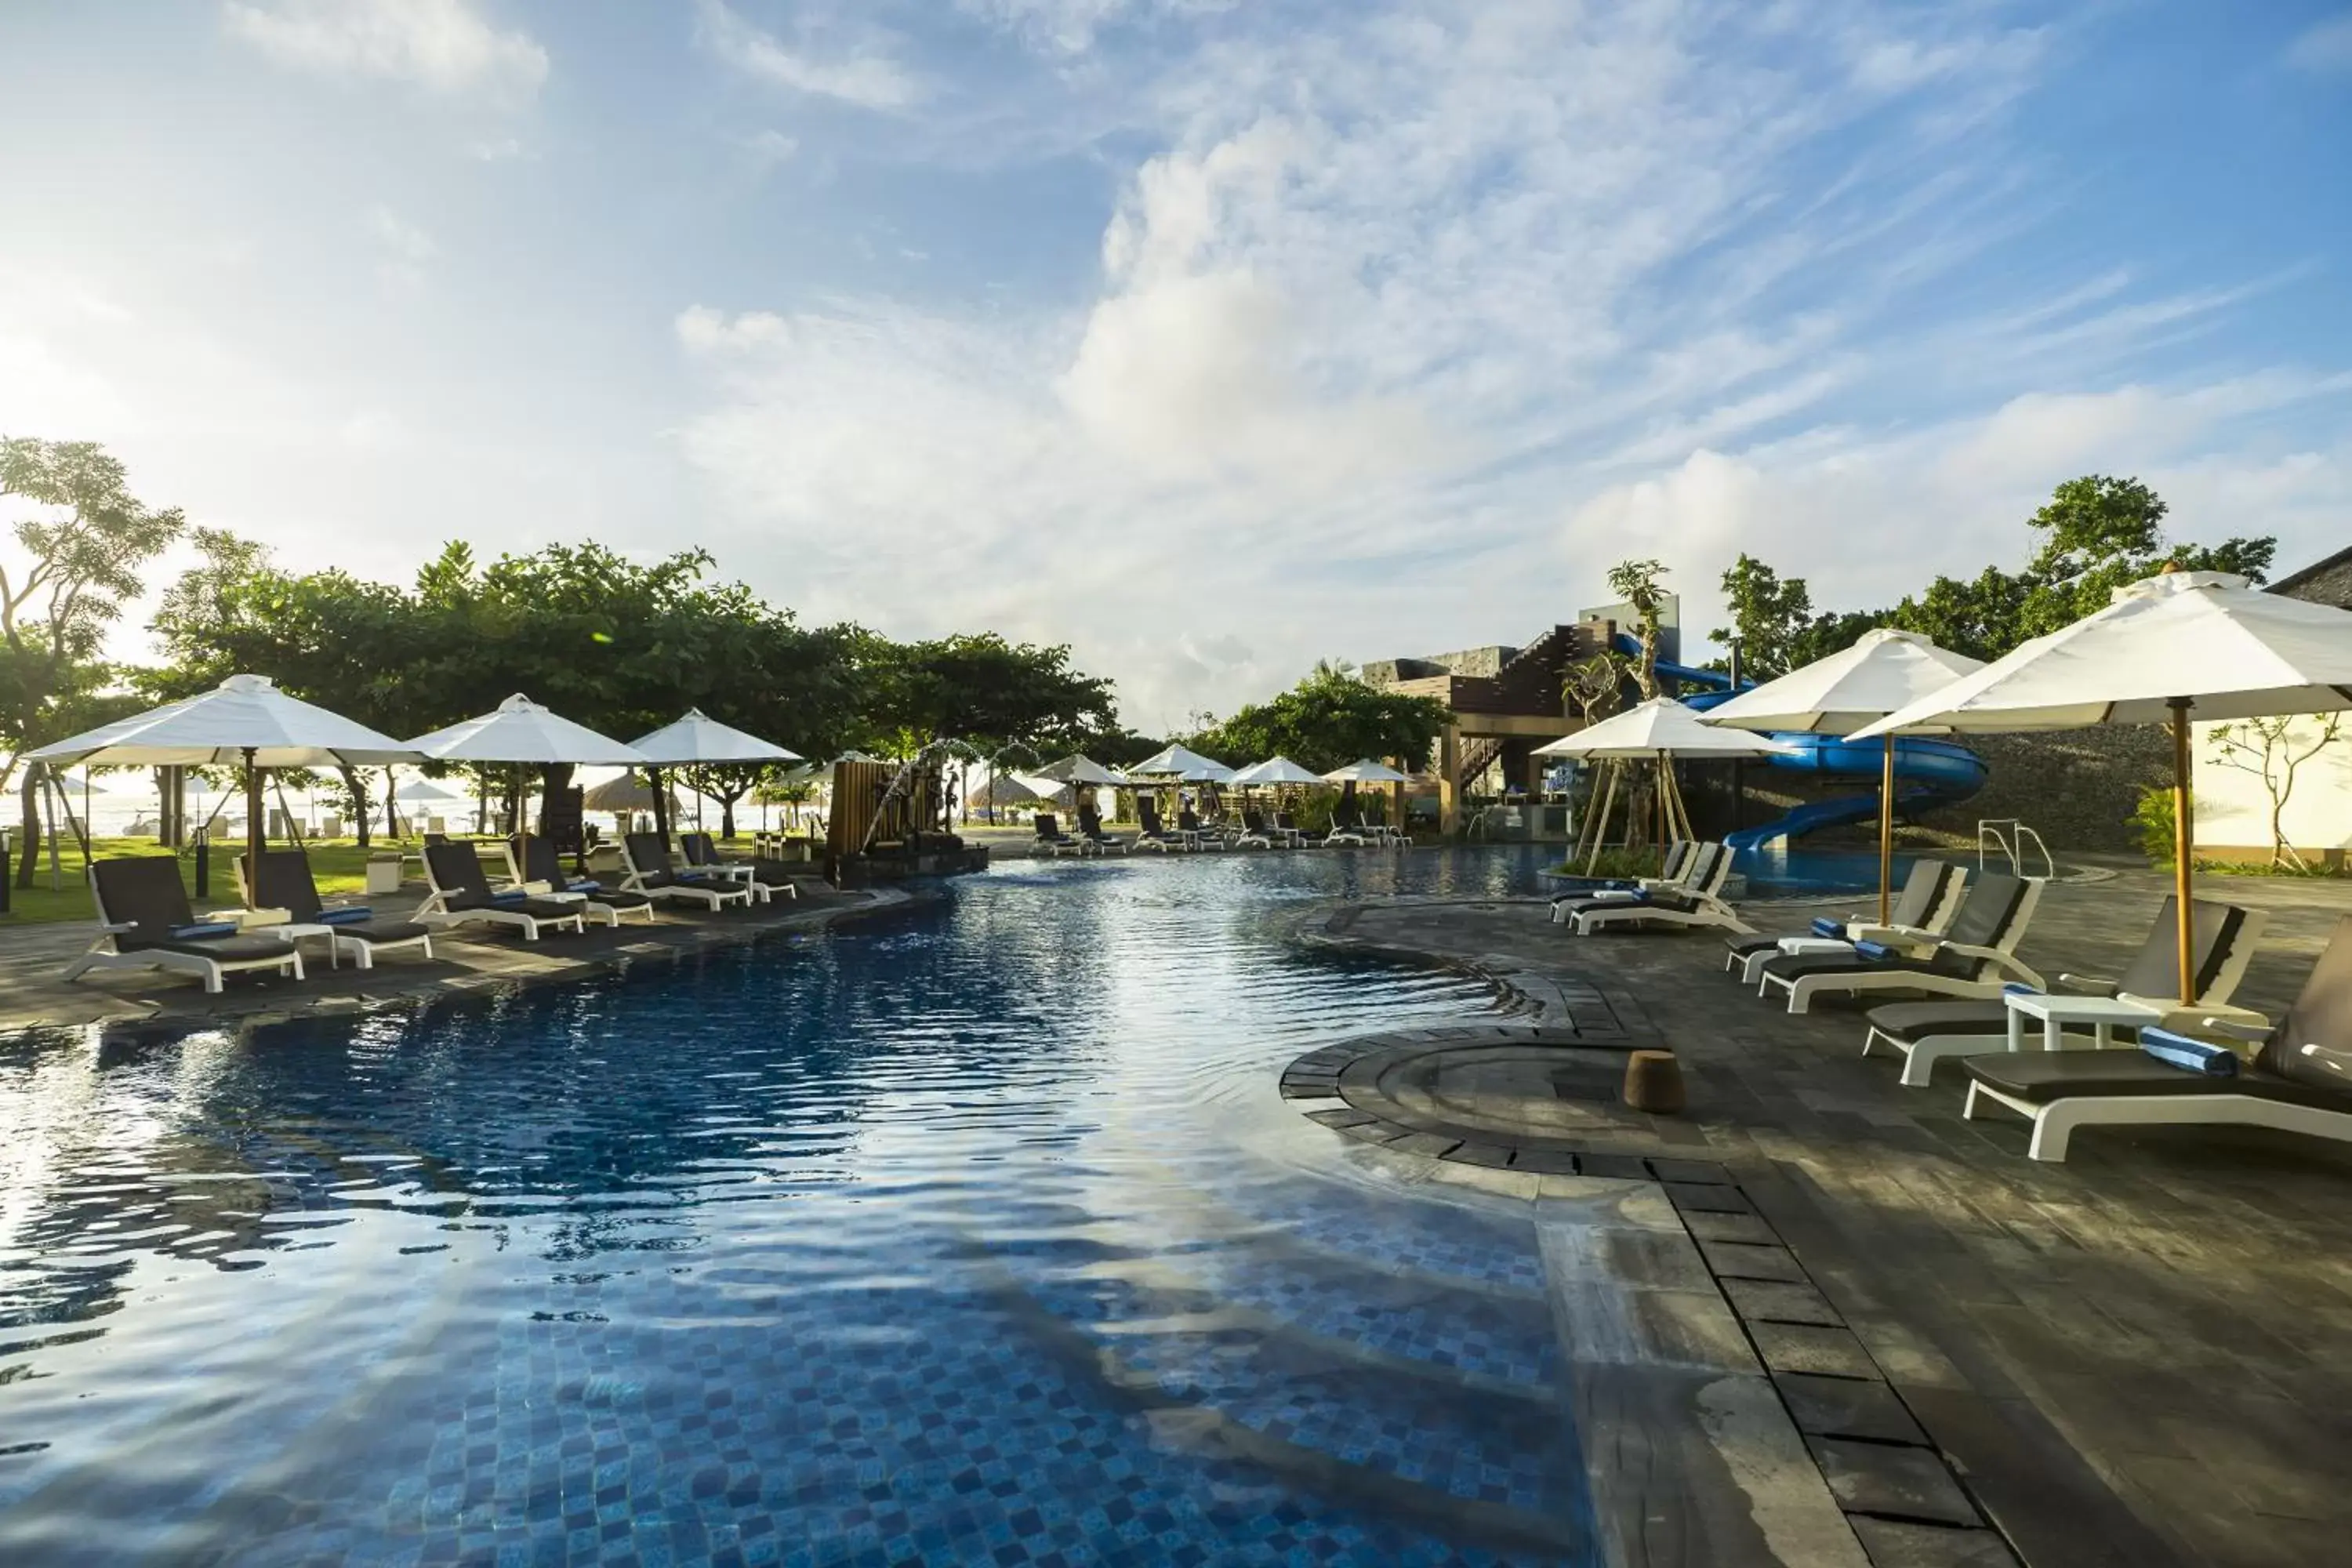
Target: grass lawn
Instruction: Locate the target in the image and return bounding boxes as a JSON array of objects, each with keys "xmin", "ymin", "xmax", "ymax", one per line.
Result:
[{"xmin": 0, "ymin": 836, "xmax": 389, "ymax": 926}]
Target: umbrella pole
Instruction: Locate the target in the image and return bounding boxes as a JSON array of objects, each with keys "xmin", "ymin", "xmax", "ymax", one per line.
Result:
[
  {"xmin": 2170, "ymin": 697, "xmax": 2195, "ymax": 1004},
  {"xmin": 1878, "ymin": 737, "xmax": 1896, "ymax": 927},
  {"xmin": 245, "ymin": 746, "xmax": 264, "ymax": 905}
]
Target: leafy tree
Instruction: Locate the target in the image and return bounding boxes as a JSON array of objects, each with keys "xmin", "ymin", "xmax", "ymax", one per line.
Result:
[
  {"xmin": 2208, "ymin": 714, "xmax": 2346, "ymax": 870},
  {"xmin": 1605, "ymin": 559, "xmax": 1670, "ymax": 699},
  {"xmin": 1711, "ymin": 554, "xmax": 1816, "ymax": 680},
  {"xmin": 1711, "ymin": 476, "xmax": 2278, "ymax": 670},
  {"xmin": 2, "ymin": 438, "xmax": 187, "ymax": 883},
  {"xmin": 855, "ymin": 633, "xmax": 1119, "ymax": 757},
  {"xmin": 1185, "ymin": 662, "xmax": 1451, "ymax": 774}
]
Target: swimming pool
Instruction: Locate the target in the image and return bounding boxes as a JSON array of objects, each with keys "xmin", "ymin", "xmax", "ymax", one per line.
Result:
[{"xmin": 1, "ymin": 848, "xmax": 1602, "ymax": 1565}]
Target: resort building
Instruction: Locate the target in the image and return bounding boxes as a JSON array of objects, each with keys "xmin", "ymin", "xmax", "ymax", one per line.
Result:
[{"xmin": 2194, "ymin": 546, "xmax": 2352, "ymax": 867}]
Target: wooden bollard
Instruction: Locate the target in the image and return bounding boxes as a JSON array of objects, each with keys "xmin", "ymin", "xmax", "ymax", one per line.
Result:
[{"xmin": 1623, "ymin": 1049, "xmax": 1686, "ymax": 1114}]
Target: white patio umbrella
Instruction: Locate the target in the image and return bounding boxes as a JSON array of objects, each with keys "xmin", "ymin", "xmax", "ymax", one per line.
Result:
[
  {"xmin": 1322, "ymin": 759, "xmax": 1414, "ymax": 784},
  {"xmin": 1130, "ymin": 743, "xmax": 1238, "ymax": 783},
  {"xmin": 408, "ymin": 694, "xmax": 648, "ymax": 858},
  {"xmin": 394, "ymin": 777, "xmax": 464, "ymax": 803},
  {"xmin": 1231, "ymin": 756, "xmax": 1325, "ymax": 786},
  {"xmin": 1534, "ymin": 698, "xmax": 1794, "ymax": 760},
  {"xmin": 1703, "ymin": 628, "xmax": 1985, "ymax": 921},
  {"xmin": 1536, "ymin": 699, "xmax": 1791, "ymax": 873},
  {"xmin": 30, "ymin": 673, "xmax": 419, "ymax": 883},
  {"xmin": 628, "ymin": 709, "xmax": 803, "ymax": 767},
  {"xmin": 1036, "ymin": 753, "xmax": 1127, "ymax": 786},
  {"xmin": 406, "ymin": 694, "xmax": 648, "ymax": 766},
  {"xmin": 1849, "ymin": 568, "xmax": 2352, "ymax": 1001}
]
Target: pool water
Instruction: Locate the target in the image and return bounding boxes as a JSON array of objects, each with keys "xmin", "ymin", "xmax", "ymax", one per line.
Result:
[
  {"xmin": 1729, "ymin": 847, "xmax": 1919, "ymax": 898},
  {"xmin": 1, "ymin": 848, "xmax": 1602, "ymax": 1566}
]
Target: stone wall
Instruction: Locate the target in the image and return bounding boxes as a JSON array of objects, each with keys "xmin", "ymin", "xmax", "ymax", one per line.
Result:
[{"xmin": 1913, "ymin": 728, "xmax": 2172, "ymax": 853}]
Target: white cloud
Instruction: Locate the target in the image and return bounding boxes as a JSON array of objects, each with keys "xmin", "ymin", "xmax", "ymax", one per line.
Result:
[
  {"xmin": 695, "ymin": 0, "xmax": 923, "ymax": 111},
  {"xmin": 222, "ymin": 0, "xmax": 548, "ymax": 100},
  {"xmin": 742, "ymin": 129, "xmax": 800, "ymax": 173},
  {"xmin": 362, "ymin": 208, "xmax": 437, "ymax": 270},
  {"xmin": 664, "ymin": 3, "xmax": 2350, "ymax": 728},
  {"xmin": 2286, "ymin": 14, "xmax": 2352, "ymax": 73}
]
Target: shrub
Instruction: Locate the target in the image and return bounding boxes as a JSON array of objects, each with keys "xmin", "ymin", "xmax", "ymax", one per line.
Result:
[{"xmin": 2129, "ymin": 785, "xmax": 2175, "ymax": 868}]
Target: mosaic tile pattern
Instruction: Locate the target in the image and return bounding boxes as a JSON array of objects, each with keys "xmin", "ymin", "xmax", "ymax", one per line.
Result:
[{"xmin": 1, "ymin": 853, "xmax": 1604, "ymax": 1566}]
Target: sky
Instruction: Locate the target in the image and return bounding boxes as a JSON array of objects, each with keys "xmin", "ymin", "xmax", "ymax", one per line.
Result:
[{"xmin": 2, "ymin": 1, "xmax": 2350, "ymax": 735}]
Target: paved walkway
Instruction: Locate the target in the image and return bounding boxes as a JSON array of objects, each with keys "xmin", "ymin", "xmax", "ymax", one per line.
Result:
[{"xmin": 1291, "ymin": 866, "xmax": 2352, "ymax": 1568}]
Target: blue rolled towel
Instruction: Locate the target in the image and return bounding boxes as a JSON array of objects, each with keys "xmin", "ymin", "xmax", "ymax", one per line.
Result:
[
  {"xmin": 2003, "ymin": 982, "xmax": 2043, "ymax": 997},
  {"xmin": 319, "ymin": 906, "xmax": 374, "ymax": 926},
  {"xmin": 169, "ymin": 921, "xmax": 240, "ymax": 941},
  {"xmin": 1809, "ymin": 916, "xmax": 1843, "ymax": 938},
  {"xmin": 488, "ymin": 890, "xmax": 528, "ymax": 906},
  {"xmin": 1853, "ymin": 939, "xmax": 1892, "ymax": 961},
  {"xmin": 2140, "ymin": 1028, "xmax": 2241, "ymax": 1077},
  {"xmin": 566, "ymin": 880, "xmax": 604, "ymax": 894}
]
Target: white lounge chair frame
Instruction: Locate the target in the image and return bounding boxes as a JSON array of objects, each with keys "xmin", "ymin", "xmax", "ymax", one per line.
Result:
[
  {"xmin": 1762, "ymin": 880, "xmax": 2047, "ymax": 1014},
  {"xmin": 1728, "ymin": 869, "xmax": 1970, "ymax": 985},
  {"xmin": 618, "ymin": 836, "xmax": 757, "ymax": 910},
  {"xmin": 1864, "ymin": 909, "xmax": 2268, "ymax": 1087},
  {"xmin": 1571, "ymin": 846, "xmax": 1748, "ymax": 935},
  {"xmin": 418, "ymin": 845, "xmax": 589, "ymax": 939},
  {"xmin": 1962, "ymin": 1073, "xmax": 2352, "ymax": 1162},
  {"xmin": 63, "ymin": 866, "xmax": 305, "ymax": 993}
]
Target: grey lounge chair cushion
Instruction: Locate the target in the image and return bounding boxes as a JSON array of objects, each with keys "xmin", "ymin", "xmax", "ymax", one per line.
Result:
[
  {"xmin": 1965, "ymin": 1050, "xmax": 2350, "ymax": 1113},
  {"xmin": 1867, "ymin": 1000, "xmax": 2020, "ymax": 1039},
  {"xmin": 332, "ymin": 918, "xmax": 434, "ymax": 946},
  {"xmin": 118, "ymin": 931, "xmax": 296, "ymax": 962}
]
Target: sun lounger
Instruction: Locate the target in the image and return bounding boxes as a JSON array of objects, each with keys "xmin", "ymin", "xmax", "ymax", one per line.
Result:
[
  {"xmin": 248, "ymin": 848, "xmax": 436, "ymax": 968},
  {"xmin": 1031, "ymin": 813, "xmax": 1083, "ymax": 857},
  {"xmin": 1961, "ymin": 916, "xmax": 2352, "ymax": 1160},
  {"xmin": 1274, "ymin": 811, "xmax": 1322, "ymax": 847},
  {"xmin": 64, "ymin": 855, "xmax": 306, "ymax": 993},
  {"xmin": 512, "ymin": 834, "xmax": 657, "ymax": 926},
  {"xmin": 1861, "ymin": 895, "xmax": 2267, "ymax": 1085},
  {"xmin": 1722, "ymin": 859, "xmax": 1967, "ymax": 985},
  {"xmin": 1133, "ymin": 797, "xmax": 1189, "ymax": 852},
  {"xmin": 619, "ymin": 833, "xmax": 757, "ymax": 910},
  {"xmin": 1176, "ymin": 808, "xmax": 1228, "ymax": 850},
  {"xmin": 1075, "ymin": 803, "xmax": 1130, "ymax": 855},
  {"xmin": 1324, "ymin": 800, "xmax": 1374, "ymax": 846},
  {"xmin": 1236, "ymin": 810, "xmax": 1282, "ymax": 849},
  {"xmin": 419, "ymin": 841, "xmax": 588, "ymax": 939},
  {"xmin": 683, "ymin": 832, "xmax": 797, "ymax": 902},
  {"xmin": 1754, "ymin": 869, "xmax": 2043, "ymax": 1013},
  {"xmin": 1570, "ymin": 843, "xmax": 1750, "ymax": 935},
  {"xmin": 1551, "ymin": 840, "xmax": 1696, "ymax": 924}
]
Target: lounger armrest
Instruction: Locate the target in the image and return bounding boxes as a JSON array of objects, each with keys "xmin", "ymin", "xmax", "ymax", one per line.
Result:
[
  {"xmin": 94, "ymin": 918, "xmax": 137, "ymax": 934},
  {"xmin": 1942, "ymin": 942, "xmax": 2043, "ymax": 988},
  {"xmin": 2196, "ymin": 1014, "xmax": 2274, "ymax": 1044},
  {"xmin": 1845, "ymin": 923, "xmax": 1933, "ymax": 946},
  {"xmin": 2057, "ymin": 972, "xmax": 2120, "ymax": 997}
]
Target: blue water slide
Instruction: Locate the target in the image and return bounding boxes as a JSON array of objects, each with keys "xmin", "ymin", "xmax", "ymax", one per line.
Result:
[{"xmin": 1604, "ymin": 637, "xmax": 1990, "ymax": 848}]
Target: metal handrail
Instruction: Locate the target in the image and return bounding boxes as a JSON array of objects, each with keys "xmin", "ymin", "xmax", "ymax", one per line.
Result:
[{"xmin": 1976, "ymin": 818, "xmax": 2056, "ymax": 880}]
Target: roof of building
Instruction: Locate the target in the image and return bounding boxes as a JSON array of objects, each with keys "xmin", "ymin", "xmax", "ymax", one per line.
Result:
[{"xmin": 2267, "ymin": 544, "xmax": 2352, "ymax": 610}]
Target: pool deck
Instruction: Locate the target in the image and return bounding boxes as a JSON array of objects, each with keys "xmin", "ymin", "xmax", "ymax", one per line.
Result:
[
  {"xmin": 1289, "ymin": 865, "xmax": 2352, "ymax": 1568},
  {"xmin": 0, "ymin": 880, "xmax": 910, "ymax": 1036}
]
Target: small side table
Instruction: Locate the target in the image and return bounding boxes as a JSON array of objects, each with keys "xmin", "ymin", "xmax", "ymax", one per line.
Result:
[
  {"xmin": 1775, "ymin": 936, "xmax": 1855, "ymax": 957},
  {"xmin": 2003, "ymin": 992, "xmax": 2156, "ymax": 1053},
  {"xmin": 256, "ymin": 920, "xmax": 339, "ymax": 968}
]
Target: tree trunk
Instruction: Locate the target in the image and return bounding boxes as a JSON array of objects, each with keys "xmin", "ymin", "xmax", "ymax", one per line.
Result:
[
  {"xmin": 385, "ymin": 768, "xmax": 400, "ymax": 838},
  {"xmin": 339, "ymin": 765, "xmax": 372, "ymax": 848},
  {"xmin": 719, "ymin": 794, "xmax": 737, "ymax": 839},
  {"xmin": 649, "ymin": 768, "xmax": 672, "ymax": 840},
  {"xmin": 16, "ymin": 763, "xmax": 42, "ymax": 890},
  {"xmin": 538, "ymin": 762, "xmax": 574, "ymax": 834}
]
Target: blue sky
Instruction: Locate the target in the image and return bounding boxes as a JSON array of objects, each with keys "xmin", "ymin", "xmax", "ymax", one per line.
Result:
[{"xmin": 3, "ymin": 1, "xmax": 2349, "ymax": 730}]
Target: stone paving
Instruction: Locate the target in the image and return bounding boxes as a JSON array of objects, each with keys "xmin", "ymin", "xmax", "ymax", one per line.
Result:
[{"xmin": 1287, "ymin": 864, "xmax": 2352, "ymax": 1568}]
